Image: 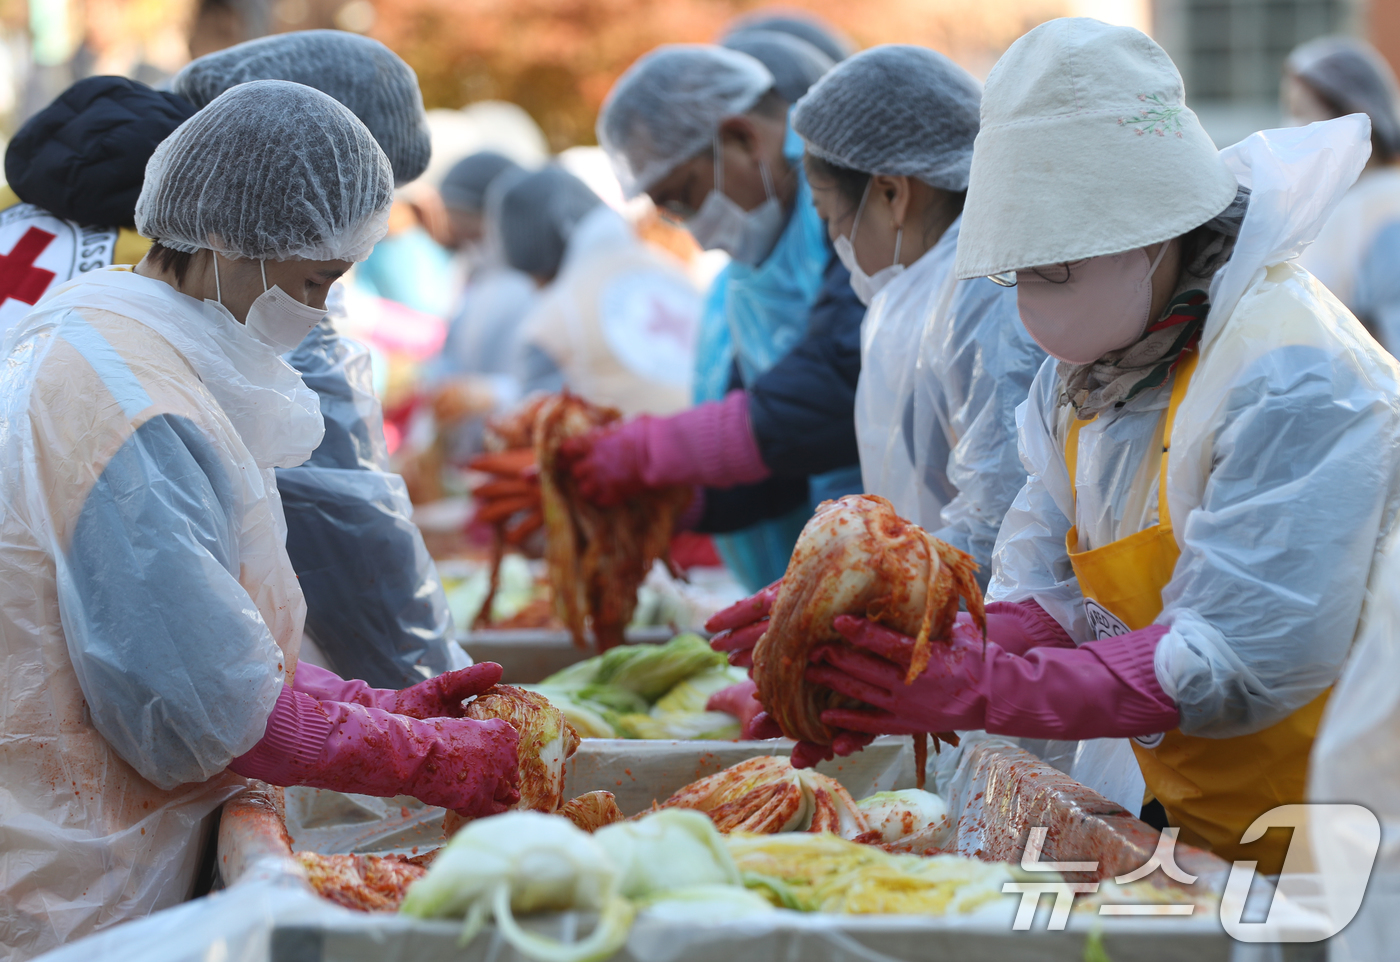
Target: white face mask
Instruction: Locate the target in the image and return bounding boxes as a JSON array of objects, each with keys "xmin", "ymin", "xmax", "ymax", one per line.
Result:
[
  {"xmin": 1014, "ymin": 243, "xmax": 1172, "ymax": 365},
  {"xmin": 685, "ymin": 138, "xmax": 787, "ymax": 266},
  {"xmin": 211, "ymin": 255, "xmax": 325, "ymax": 354},
  {"xmin": 833, "ymin": 179, "xmax": 905, "ymax": 306}
]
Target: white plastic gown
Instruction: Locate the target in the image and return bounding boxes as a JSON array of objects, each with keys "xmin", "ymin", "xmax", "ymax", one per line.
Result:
[
  {"xmin": 913, "ymin": 223, "xmax": 1046, "ymax": 583},
  {"xmin": 854, "ymin": 217, "xmax": 955, "ymax": 526},
  {"xmin": 0, "ymin": 266, "xmax": 319, "ymax": 959},
  {"xmin": 989, "ymin": 117, "xmax": 1400, "ymax": 751},
  {"xmin": 856, "ymin": 215, "xmax": 1045, "ymax": 589}
]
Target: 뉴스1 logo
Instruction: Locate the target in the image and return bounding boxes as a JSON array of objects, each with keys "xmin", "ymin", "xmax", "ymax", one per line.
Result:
[{"xmin": 1002, "ymin": 803, "xmax": 1381, "ymax": 942}]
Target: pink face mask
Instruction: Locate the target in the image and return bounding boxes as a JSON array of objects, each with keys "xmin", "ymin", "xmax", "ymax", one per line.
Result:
[{"xmin": 1015, "ymin": 245, "xmax": 1171, "ymax": 365}]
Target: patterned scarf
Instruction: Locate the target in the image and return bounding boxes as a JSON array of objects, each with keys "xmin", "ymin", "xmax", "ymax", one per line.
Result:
[{"xmin": 1059, "ymin": 288, "xmax": 1209, "ymax": 419}]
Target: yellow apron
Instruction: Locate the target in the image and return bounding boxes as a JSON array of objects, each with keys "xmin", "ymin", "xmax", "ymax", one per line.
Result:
[{"xmin": 1064, "ymin": 350, "xmax": 1327, "ymax": 873}]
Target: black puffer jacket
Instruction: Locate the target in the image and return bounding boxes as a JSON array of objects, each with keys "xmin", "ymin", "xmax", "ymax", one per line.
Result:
[{"xmin": 4, "ymin": 76, "xmax": 195, "ymax": 227}]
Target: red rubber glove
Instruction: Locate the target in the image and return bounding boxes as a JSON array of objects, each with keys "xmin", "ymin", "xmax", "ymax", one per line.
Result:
[
  {"xmin": 706, "ymin": 578, "xmax": 782, "ymax": 669},
  {"xmin": 705, "ymin": 680, "xmax": 770, "ymax": 738},
  {"xmin": 806, "ymin": 615, "xmax": 1179, "ymax": 741},
  {"xmin": 559, "ymin": 391, "xmax": 770, "ymax": 507},
  {"xmin": 230, "ymin": 686, "xmax": 521, "ymax": 818},
  {"xmin": 705, "ymin": 581, "xmax": 875, "ymax": 764},
  {"xmin": 976, "ymin": 600, "xmax": 1077, "ymax": 655},
  {"xmin": 293, "ymin": 662, "xmax": 505, "ymax": 719}
]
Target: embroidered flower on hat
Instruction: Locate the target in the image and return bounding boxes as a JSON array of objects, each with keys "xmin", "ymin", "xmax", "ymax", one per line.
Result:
[{"xmin": 1118, "ymin": 94, "xmax": 1185, "ymax": 138}]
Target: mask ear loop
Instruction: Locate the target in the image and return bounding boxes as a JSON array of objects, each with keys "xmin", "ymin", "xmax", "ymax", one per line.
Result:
[
  {"xmin": 848, "ymin": 178, "xmax": 873, "ymax": 248},
  {"xmin": 1140, "ymin": 242, "xmax": 1174, "ymax": 325},
  {"xmin": 1142, "ymin": 242, "xmax": 1172, "ymax": 290},
  {"xmin": 212, "ymin": 252, "xmax": 222, "ymax": 305},
  {"xmin": 757, "ymin": 155, "xmax": 776, "ymax": 204},
  {"xmin": 260, "ymin": 259, "xmax": 270, "ymax": 294}
]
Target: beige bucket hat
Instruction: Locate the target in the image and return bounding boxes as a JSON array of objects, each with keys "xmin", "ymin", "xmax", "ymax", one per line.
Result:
[{"xmin": 954, "ymin": 18, "xmax": 1238, "ymax": 279}]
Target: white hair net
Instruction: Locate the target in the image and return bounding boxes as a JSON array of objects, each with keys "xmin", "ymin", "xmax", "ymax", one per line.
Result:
[
  {"xmin": 497, "ymin": 165, "xmax": 603, "ymax": 278},
  {"xmin": 172, "ymin": 30, "xmax": 431, "ymax": 185},
  {"xmin": 597, "ymin": 44, "xmax": 775, "ymax": 198},
  {"xmin": 723, "ymin": 29, "xmax": 834, "ymax": 104},
  {"xmin": 135, "ymin": 80, "xmax": 393, "ymax": 263},
  {"xmin": 1289, "ymin": 36, "xmax": 1400, "ymax": 157},
  {"xmin": 791, "ymin": 44, "xmax": 982, "ymax": 192}
]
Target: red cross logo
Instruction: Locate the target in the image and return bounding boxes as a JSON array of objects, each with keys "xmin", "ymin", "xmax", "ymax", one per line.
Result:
[{"xmin": 0, "ymin": 227, "xmax": 57, "ymax": 307}]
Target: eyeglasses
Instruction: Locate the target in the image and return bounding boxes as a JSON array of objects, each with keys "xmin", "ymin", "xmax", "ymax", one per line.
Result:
[{"xmin": 985, "ymin": 261, "xmax": 1083, "ymax": 288}]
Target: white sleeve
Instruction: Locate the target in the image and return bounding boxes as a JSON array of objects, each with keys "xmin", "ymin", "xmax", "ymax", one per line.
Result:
[
  {"xmin": 1159, "ymin": 341, "xmax": 1400, "ymax": 737},
  {"xmin": 932, "ymin": 280, "xmax": 1046, "ymax": 582}
]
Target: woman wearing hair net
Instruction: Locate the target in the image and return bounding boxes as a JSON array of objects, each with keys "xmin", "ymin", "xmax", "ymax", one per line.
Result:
[
  {"xmin": 1, "ymin": 31, "xmax": 464, "ymax": 691},
  {"xmin": 558, "ymin": 43, "xmax": 867, "ymax": 591},
  {"xmin": 792, "ymin": 44, "xmax": 1046, "ymax": 559},
  {"xmin": 170, "ymin": 30, "xmax": 468, "ymax": 689},
  {"xmin": 1285, "ymin": 37, "xmax": 1400, "ymax": 353},
  {"xmin": 0, "ymin": 82, "xmax": 518, "ymax": 959},
  {"xmin": 496, "ymin": 164, "xmax": 700, "ymax": 416},
  {"xmin": 740, "ymin": 19, "xmax": 1400, "ymax": 875}
]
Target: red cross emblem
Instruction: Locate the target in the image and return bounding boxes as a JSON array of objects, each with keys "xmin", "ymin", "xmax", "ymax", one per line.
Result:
[{"xmin": 0, "ymin": 227, "xmax": 57, "ymax": 307}]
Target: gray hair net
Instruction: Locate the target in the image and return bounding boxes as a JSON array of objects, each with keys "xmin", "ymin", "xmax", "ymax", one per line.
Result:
[
  {"xmin": 597, "ymin": 44, "xmax": 775, "ymax": 198},
  {"xmin": 792, "ymin": 44, "xmax": 982, "ymax": 192},
  {"xmin": 1288, "ymin": 36, "xmax": 1400, "ymax": 158},
  {"xmin": 135, "ymin": 80, "xmax": 393, "ymax": 263},
  {"xmin": 440, "ymin": 151, "xmax": 524, "ymax": 212},
  {"xmin": 172, "ymin": 30, "xmax": 430, "ymax": 185},
  {"xmin": 723, "ymin": 9, "xmax": 853, "ymax": 63},
  {"xmin": 723, "ymin": 29, "xmax": 834, "ymax": 104},
  {"xmin": 497, "ymin": 165, "xmax": 602, "ymax": 279}
]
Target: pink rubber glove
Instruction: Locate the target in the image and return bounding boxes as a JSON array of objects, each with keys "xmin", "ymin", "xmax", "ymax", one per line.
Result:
[
  {"xmin": 707, "ymin": 581, "xmax": 874, "ymax": 762},
  {"xmin": 706, "ymin": 578, "xmax": 782, "ymax": 669},
  {"xmin": 972, "ymin": 600, "xmax": 1076, "ymax": 656},
  {"xmin": 560, "ymin": 391, "xmax": 770, "ymax": 507},
  {"xmin": 807, "ymin": 615, "xmax": 1179, "ymax": 741},
  {"xmin": 293, "ymin": 662, "xmax": 505, "ymax": 719},
  {"xmin": 783, "ymin": 602, "xmax": 1068, "ymax": 768},
  {"xmin": 705, "ymin": 680, "xmax": 771, "ymax": 738},
  {"xmin": 229, "ymin": 686, "xmax": 521, "ymax": 818}
]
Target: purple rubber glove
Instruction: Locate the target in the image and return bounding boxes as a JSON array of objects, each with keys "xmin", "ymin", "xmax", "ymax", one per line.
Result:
[
  {"xmin": 707, "ymin": 578, "xmax": 783, "ymax": 669},
  {"xmin": 229, "ymin": 685, "xmax": 521, "ymax": 818},
  {"xmin": 561, "ymin": 390, "xmax": 770, "ymax": 507},
  {"xmin": 808, "ymin": 615, "xmax": 1179, "ymax": 741},
  {"xmin": 973, "ymin": 600, "xmax": 1076, "ymax": 656},
  {"xmin": 293, "ymin": 662, "xmax": 505, "ymax": 719}
]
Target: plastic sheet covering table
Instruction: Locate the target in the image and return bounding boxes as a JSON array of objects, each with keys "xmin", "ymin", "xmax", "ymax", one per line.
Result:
[{"xmin": 45, "ymin": 737, "xmax": 1304, "ymax": 962}]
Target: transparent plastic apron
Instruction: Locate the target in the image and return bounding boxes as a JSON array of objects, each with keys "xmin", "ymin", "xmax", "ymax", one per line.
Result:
[{"xmin": 1064, "ymin": 350, "xmax": 1328, "ymax": 872}]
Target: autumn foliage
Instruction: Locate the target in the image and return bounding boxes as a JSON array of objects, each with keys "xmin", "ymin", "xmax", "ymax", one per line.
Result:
[{"xmin": 370, "ymin": 0, "xmax": 1066, "ymax": 150}]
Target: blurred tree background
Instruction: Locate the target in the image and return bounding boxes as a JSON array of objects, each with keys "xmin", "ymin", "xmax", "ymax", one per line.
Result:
[
  {"xmin": 368, "ymin": 0, "xmax": 1065, "ymax": 151},
  {"xmin": 0, "ymin": 0, "xmax": 1066, "ymax": 148}
]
